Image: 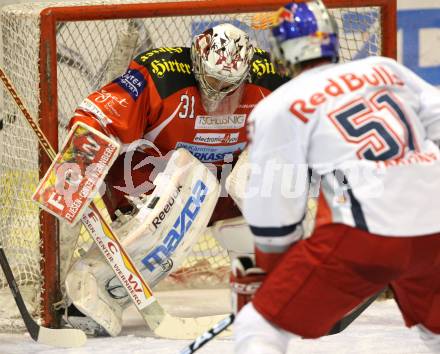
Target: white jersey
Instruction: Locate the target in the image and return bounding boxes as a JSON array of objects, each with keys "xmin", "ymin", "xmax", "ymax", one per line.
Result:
[{"xmin": 244, "ymin": 56, "xmax": 440, "ymax": 254}]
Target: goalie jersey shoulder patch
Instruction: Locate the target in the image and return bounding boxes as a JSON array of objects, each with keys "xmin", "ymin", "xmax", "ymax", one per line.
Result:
[
  {"xmin": 249, "ymin": 48, "xmax": 290, "ymax": 91},
  {"xmin": 134, "ymin": 47, "xmax": 196, "ymax": 99}
]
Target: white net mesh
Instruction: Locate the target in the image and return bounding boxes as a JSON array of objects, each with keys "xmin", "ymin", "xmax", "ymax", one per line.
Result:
[{"xmin": 0, "ymin": 0, "xmax": 385, "ymax": 330}]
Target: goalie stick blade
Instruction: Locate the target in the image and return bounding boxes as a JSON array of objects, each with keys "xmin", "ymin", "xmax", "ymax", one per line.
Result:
[
  {"xmin": 152, "ymin": 313, "xmax": 232, "ymax": 340},
  {"xmin": 37, "ymin": 327, "xmax": 87, "ymax": 348},
  {"xmin": 141, "ymin": 301, "xmax": 232, "ymax": 340}
]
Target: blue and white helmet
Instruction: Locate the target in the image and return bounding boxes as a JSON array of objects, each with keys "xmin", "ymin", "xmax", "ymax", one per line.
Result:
[{"xmin": 269, "ymin": 0, "xmax": 339, "ymax": 70}]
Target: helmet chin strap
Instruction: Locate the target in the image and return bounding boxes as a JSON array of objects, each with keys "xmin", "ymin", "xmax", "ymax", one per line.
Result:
[{"xmin": 201, "ymin": 84, "xmax": 245, "ymax": 114}]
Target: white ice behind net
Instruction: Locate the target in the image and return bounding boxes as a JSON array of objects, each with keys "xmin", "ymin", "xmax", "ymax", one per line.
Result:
[{"xmin": 0, "ymin": 0, "xmax": 382, "ymax": 330}]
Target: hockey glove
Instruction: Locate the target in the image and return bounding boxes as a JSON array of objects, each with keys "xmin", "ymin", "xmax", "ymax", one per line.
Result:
[{"xmin": 230, "ymin": 255, "xmax": 266, "ymax": 314}]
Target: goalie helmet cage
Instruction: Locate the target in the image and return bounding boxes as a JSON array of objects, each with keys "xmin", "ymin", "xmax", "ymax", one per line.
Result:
[{"xmin": 0, "ymin": 0, "xmax": 396, "ymax": 330}]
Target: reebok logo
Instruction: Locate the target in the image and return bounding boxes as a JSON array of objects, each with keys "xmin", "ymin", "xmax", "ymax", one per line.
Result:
[{"xmin": 152, "ymin": 185, "xmax": 183, "ymax": 229}]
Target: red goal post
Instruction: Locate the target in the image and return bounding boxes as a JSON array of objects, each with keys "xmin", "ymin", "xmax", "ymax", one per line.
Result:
[{"xmin": 0, "ymin": 0, "xmax": 396, "ymax": 329}]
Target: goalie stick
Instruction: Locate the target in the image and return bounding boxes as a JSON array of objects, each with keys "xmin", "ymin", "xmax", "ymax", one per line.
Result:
[
  {"xmin": 178, "ymin": 289, "xmax": 387, "ymax": 354},
  {"xmin": 0, "ymin": 67, "xmax": 227, "ymax": 340},
  {"xmin": 0, "ymin": 247, "xmax": 87, "ymax": 347}
]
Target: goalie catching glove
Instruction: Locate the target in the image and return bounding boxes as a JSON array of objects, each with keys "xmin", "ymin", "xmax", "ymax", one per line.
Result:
[
  {"xmin": 230, "ymin": 255, "xmax": 266, "ymax": 314},
  {"xmin": 32, "ymin": 122, "xmax": 120, "ymax": 225}
]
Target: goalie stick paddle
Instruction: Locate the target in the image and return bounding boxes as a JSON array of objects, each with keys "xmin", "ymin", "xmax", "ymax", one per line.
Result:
[
  {"xmin": 178, "ymin": 288, "xmax": 386, "ymax": 354},
  {"xmin": 0, "ymin": 67, "xmax": 228, "ymax": 340},
  {"xmin": 0, "ymin": 247, "xmax": 87, "ymax": 347}
]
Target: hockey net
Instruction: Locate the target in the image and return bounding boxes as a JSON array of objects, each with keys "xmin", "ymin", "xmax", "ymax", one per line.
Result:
[{"xmin": 0, "ymin": 0, "xmax": 396, "ymax": 329}]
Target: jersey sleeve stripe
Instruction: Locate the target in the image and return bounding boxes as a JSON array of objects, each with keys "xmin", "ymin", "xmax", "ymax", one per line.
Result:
[
  {"xmin": 334, "ymin": 169, "xmax": 369, "ymax": 232},
  {"xmin": 252, "ymin": 223, "xmax": 304, "ymax": 254},
  {"xmin": 249, "ymin": 223, "xmax": 300, "ymax": 237},
  {"xmin": 346, "ymin": 187, "xmax": 369, "ymax": 231}
]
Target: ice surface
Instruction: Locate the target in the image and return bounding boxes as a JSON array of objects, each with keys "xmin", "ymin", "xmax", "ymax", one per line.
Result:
[{"xmin": 0, "ymin": 289, "xmax": 431, "ymax": 354}]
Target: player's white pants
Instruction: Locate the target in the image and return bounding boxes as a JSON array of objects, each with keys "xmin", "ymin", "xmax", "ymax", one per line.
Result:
[
  {"xmin": 234, "ymin": 303, "xmax": 296, "ymax": 354},
  {"xmin": 417, "ymin": 324, "xmax": 440, "ymax": 353}
]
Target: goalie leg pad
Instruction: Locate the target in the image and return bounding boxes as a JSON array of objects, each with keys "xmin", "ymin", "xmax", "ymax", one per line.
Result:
[
  {"xmin": 210, "ymin": 216, "xmax": 254, "ymax": 259},
  {"xmin": 65, "ymin": 148, "xmax": 220, "ymax": 336},
  {"xmin": 65, "ymin": 257, "xmax": 123, "ymax": 337},
  {"xmin": 59, "ymin": 221, "xmax": 82, "ymax": 287},
  {"xmin": 225, "ymin": 149, "xmax": 249, "ymax": 211}
]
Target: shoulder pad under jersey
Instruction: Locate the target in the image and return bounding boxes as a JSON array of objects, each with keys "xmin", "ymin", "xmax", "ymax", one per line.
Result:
[
  {"xmin": 249, "ymin": 48, "xmax": 290, "ymax": 91},
  {"xmin": 134, "ymin": 47, "xmax": 197, "ymax": 99}
]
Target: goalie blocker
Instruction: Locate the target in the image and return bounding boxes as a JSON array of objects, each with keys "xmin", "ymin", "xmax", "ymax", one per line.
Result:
[
  {"xmin": 32, "ymin": 122, "xmax": 120, "ymax": 225},
  {"xmin": 65, "ymin": 148, "xmax": 221, "ymax": 336}
]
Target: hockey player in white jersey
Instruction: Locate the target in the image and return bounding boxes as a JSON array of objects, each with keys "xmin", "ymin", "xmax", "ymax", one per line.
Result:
[{"xmin": 232, "ymin": 1, "xmax": 440, "ymax": 353}]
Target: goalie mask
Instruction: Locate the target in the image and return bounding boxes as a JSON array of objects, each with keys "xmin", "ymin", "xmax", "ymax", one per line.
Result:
[
  {"xmin": 191, "ymin": 23, "xmax": 254, "ymax": 113},
  {"xmin": 269, "ymin": 0, "xmax": 339, "ymax": 76}
]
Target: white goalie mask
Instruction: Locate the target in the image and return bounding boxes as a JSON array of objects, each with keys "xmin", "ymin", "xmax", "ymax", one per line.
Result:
[{"xmin": 191, "ymin": 23, "xmax": 254, "ymax": 112}]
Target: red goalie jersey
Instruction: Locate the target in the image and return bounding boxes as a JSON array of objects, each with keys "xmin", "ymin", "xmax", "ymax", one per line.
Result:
[{"xmin": 69, "ymin": 46, "xmax": 287, "ymax": 217}]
